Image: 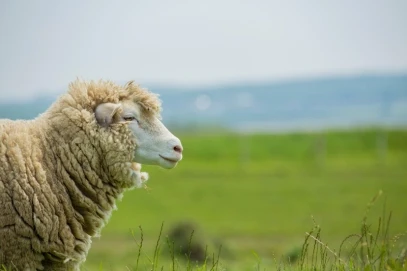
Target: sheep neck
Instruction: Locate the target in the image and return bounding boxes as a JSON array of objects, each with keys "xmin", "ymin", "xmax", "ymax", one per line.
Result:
[{"xmin": 39, "ymin": 118, "xmax": 132, "ymax": 238}]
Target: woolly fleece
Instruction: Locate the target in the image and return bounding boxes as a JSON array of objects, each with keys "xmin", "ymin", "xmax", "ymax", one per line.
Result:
[{"xmin": 0, "ymin": 80, "xmax": 161, "ymax": 270}]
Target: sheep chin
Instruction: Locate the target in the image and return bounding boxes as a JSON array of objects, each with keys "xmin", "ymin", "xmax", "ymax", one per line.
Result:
[{"xmin": 127, "ymin": 162, "xmax": 149, "ymax": 188}]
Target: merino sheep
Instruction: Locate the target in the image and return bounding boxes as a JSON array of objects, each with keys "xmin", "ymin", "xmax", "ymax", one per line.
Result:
[{"xmin": 0, "ymin": 79, "xmax": 183, "ymax": 270}]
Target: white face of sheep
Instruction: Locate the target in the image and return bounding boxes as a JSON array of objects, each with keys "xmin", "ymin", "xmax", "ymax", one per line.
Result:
[{"xmin": 95, "ymin": 101, "xmax": 183, "ymax": 169}]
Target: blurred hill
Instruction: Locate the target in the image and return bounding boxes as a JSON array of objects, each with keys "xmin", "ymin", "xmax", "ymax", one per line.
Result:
[{"xmin": 0, "ymin": 74, "xmax": 406, "ymax": 132}]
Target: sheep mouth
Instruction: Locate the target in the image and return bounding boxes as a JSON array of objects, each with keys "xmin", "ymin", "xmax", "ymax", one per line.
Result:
[{"xmin": 159, "ymin": 155, "xmax": 179, "ymax": 163}]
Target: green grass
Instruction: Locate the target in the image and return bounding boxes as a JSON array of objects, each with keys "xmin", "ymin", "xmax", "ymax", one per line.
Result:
[{"xmin": 82, "ymin": 129, "xmax": 407, "ymax": 270}]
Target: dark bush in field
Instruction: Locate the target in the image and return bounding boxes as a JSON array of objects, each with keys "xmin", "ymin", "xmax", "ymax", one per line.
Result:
[{"xmin": 167, "ymin": 222, "xmax": 207, "ymax": 263}]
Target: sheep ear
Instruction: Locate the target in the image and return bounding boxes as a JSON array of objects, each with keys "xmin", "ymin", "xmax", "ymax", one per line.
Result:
[{"xmin": 95, "ymin": 103, "xmax": 122, "ymax": 127}]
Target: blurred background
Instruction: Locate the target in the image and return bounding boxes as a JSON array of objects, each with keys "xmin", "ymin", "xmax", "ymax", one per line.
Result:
[{"xmin": 0, "ymin": 1, "xmax": 406, "ymax": 270}]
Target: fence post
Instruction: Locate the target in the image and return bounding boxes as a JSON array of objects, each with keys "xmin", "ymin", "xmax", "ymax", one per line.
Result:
[
  {"xmin": 377, "ymin": 130, "xmax": 388, "ymax": 165},
  {"xmin": 315, "ymin": 133, "xmax": 326, "ymax": 167}
]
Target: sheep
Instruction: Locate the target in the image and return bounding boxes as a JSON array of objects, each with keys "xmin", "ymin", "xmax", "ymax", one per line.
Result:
[{"xmin": 0, "ymin": 79, "xmax": 183, "ymax": 270}]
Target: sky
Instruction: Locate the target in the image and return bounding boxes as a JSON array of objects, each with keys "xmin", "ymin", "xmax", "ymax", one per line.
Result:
[{"xmin": 0, "ymin": 0, "xmax": 406, "ymax": 101}]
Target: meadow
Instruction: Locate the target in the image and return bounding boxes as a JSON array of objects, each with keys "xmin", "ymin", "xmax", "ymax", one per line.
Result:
[{"xmin": 83, "ymin": 129, "xmax": 407, "ymax": 270}]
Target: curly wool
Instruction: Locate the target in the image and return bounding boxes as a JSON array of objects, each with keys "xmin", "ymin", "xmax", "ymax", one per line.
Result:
[{"xmin": 0, "ymin": 79, "xmax": 160, "ymax": 270}]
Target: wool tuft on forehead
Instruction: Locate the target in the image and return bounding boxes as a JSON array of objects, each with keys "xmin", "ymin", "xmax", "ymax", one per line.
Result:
[
  {"xmin": 65, "ymin": 79, "xmax": 162, "ymax": 117},
  {"xmin": 122, "ymin": 81, "xmax": 162, "ymax": 117}
]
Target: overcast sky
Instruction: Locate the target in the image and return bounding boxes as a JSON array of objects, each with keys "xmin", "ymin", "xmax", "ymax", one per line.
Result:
[{"xmin": 0, "ymin": 0, "xmax": 406, "ymax": 100}]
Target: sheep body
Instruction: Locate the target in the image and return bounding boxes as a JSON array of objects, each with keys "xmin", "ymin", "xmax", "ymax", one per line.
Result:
[{"xmin": 0, "ymin": 80, "xmax": 160, "ymax": 270}]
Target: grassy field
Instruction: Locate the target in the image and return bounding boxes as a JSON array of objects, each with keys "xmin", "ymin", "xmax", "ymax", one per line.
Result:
[{"xmin": 83, "ymin": 129, "xmax": 407, "ymax": 270}]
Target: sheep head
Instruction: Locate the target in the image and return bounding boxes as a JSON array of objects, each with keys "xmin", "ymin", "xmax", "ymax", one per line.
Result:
[{"xmin": 95, "ymin": 95, "xmax": 183, "ymax": 170}]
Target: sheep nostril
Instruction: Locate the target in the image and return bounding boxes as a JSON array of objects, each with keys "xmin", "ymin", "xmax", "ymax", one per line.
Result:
[{"xmin": 173, "ymin": 145, "xmax": 183, "ymax": 153}]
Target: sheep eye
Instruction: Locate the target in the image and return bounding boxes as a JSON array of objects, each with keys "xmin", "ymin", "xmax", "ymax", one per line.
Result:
[{"xmin": 123, "ymin": 116, "xmax": 136, "ymax": 121}]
